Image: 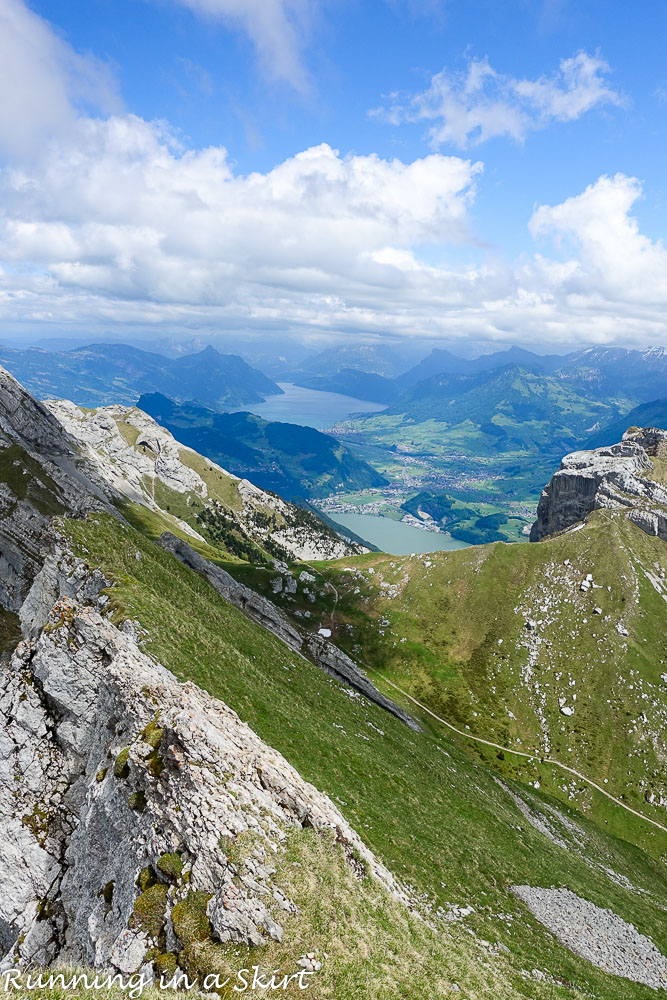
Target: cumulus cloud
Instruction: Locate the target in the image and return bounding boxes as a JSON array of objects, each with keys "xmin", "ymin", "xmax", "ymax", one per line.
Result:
[
  {"xmin": 172, "ymin": 0, "xmax": 317, "ymax": 91},
  {"xmin": 529, "ymin": 173, "xmax": 667, "ymax": 305},
  {"xmin": 372, "ymin": 51, "xmax": 623, "ymax": 148},
  {"xmin": 0, "ymin": 0, "xmax": 121, "ymax": 159},
  {"xmin": 0, "ymin": 3, "xmax": 663, "ymax": 349},
  {"xmin": 0, "ymin": 116, "xmax": 482, "ymax": 328},
  {"xmin": 1, "ymin": 116, "xmax": 667, "ymax": 348}
]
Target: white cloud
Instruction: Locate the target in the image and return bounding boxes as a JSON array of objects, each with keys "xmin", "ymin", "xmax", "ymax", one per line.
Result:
[
  {"xmin": 0, "ymin": 3, "xmax": 664, "ymax": 350},
  {"xmin": 172, "ymin": 0, "xmax": 317, "ymax": 91},
  {"xmin": 0, "ymin": 115, "xmax": 482, "ymax": 325},
  {"xmin": 0, "ymin": 0, "xmax": 121, "ymax": 159},
  {"xmin": 529, "ymin": 173, "xmax": 667, "ymax": 305},
  {"xmin": 2, "ymin": 117, "xmax": 667, "ymax": 349},
  {"xmin": 372, "ymin": 51, "xmax": 623, "ymax": 148}
]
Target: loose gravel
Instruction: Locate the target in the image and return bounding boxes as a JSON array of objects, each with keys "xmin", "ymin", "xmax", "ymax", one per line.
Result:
[{"xmin": 512, "ymin": 885, "xmax": 667, "ymax": 991}]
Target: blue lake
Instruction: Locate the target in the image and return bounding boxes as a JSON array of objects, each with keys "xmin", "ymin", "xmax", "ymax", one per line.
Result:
[
  {"xmin": 328, "ymin": 512, "xmax": 469, "ymax": 556},
  {"xmin": 241, "ymin": 382, "xmax": 386, "ymax": 430}
]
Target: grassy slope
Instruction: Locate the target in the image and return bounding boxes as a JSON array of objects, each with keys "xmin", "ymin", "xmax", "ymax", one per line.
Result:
[
  {"xmin": 237, "ymin": 511, "xmax": 667, "ymax": 850},
  {"xmin": 61, "ymin": 511, "xmax": 667, "ymax": 1000}
]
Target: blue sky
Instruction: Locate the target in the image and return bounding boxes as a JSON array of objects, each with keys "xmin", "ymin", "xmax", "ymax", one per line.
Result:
[
  {"xmin": 31, "ymin": 0, "xmax": 666, "ymax": 237},
  {"xmin": 1, "ymin": 0, "xmax": 667, "ymax": 349}
]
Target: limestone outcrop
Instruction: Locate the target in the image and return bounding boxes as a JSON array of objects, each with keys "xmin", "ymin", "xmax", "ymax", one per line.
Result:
[
  {"xmin": 530, "ymin": 428, "xmax": 667, "ymax": 542},
  {"xmin": 0, "ymin": 601, "xmax": 408, "ymax": 973},
  {"xmin": 47, "ymin": 400, "xmax": 363, "ymax": 562},
  {"xmin": 0, "ymin": 368, "xmax": 108, "ymax": 611}
]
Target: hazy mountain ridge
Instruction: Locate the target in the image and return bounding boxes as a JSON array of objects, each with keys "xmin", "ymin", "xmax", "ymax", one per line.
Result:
[
  {"xmin": 0, "ymin": 342, "xmax": 282, "ymax": 410},
  {"xmin": 294, "ymin": 343, "xmax": 411, "ymax": 379}
]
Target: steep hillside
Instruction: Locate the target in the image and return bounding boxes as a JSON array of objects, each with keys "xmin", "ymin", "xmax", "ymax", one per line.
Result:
[
  {"xmin": 47, "ymin": 398, "xmax": 362, "ymax": 563},
  {"xmin": 0, "ymin": 343, "xmax": 282, "ymax": 409},
  {"xmin": 138, "ymin": 393, "xmax": 388, "ymax": 500},
  {"xmin": 57, "ymin": 507, "xmax": 667, "ymax": 998},
  {"xmin": 0, "ymin": 367, "xmax": 112, "ymax": 612},
  {"xmin": 235, "ymin": 429, "xmax": 667, "ymax": 845},
  {"xmin": 0, "ymin": 369, "xmax": 665, "ymax": 998}
]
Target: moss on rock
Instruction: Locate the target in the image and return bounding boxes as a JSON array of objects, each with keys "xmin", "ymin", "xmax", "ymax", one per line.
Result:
[
  {"xmin": 132, "ymin": 883, "xmax": 168, "ymax": 938},
  {"xmin": 171, "ymin": 890, "xmax": 212, "ymax": 947},
  {"xmin": 113, "ymin": 747, "xmax": 130, "ymax": 779},
  {"xmin": 156, "ymin": 852, "xmax": 183, "ymax": 881}
]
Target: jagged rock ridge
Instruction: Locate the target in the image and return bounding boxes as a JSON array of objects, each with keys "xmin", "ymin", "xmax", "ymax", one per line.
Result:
[
  {"xmin": 158, "ymin": 532, "xmax": 419, "ymax": 730},
  {"xmin": 48, "ymin": 399, "xmax": 363, "ymax": 562},
  {"xmin": 530, "ymin": 427, "xmax": 667, "ymax": 542}
]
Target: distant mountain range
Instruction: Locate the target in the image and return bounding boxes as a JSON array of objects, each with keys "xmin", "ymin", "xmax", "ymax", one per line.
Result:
[
  {"xmin": 378, "ymin": 366, "xmax": 631, "ymax": 457},
  {"xmin": 1, "ymin": 338, "xmax": 665, "ymax": 488},
  {"xmin": 283, "ymin": 344, "xmax": 667, "ymax": 413},
  {"xmin": 139, "ymin": 392, "xmax": 388, "ymax": 500},
  {"xmin": 395, "ymin": 345, "xmax": 567, "ymax": 389},
  {"xmin": 0, "ymin": 343, "xmax": 282, "ymax": 410},
  {"xmin": 293, "ymin": 343, "xmax": 412, "ymax": 379}
]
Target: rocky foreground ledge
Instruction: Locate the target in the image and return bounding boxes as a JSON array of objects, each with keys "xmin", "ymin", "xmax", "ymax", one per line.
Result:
[
  {"xmin": 0, "ymin": 601, "xmax": 407, "ymax": 973},
  {"xmin": 531, "ymin": 427, "xmax": 667, "ymax": 541}
]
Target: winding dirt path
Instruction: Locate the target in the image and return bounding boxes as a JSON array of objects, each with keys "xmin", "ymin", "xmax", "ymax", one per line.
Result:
[{"xmin": 381, "ymin": 676, "xmax": 667, "ymax": 835}]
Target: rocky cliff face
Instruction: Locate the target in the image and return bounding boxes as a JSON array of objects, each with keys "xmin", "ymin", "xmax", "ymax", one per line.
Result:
[
  {"xmin": 0, "ymin": 595, "xmax": 407, "ymax": 973},
  {"xmin": 530, "ymin": 428, "xmax": 667, "ymax": 542},
  {"xmin": 0, "ymin": 368, "xmax": 110, "ymax": 612},
  {"xmin": 48, "ymin": 400, "xmax": 363, "ymax": 562}
]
